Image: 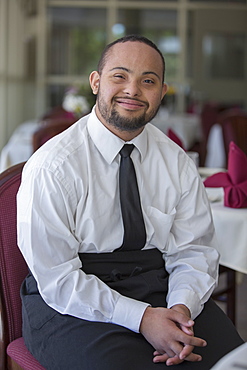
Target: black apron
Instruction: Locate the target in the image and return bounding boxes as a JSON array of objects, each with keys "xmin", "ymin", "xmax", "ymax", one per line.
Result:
[{"xmin": 21, "ymin": 249, "xmax": 243, "ymax": 370}]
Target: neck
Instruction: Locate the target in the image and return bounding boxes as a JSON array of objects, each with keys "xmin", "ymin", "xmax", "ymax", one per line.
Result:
[
  {"xmin": 103, "ymin": 124, "xmax": 144, "ymax": 141},
  {"xmin": 95, "ymin": 106, "xmax": 145, "ymax": 141}
]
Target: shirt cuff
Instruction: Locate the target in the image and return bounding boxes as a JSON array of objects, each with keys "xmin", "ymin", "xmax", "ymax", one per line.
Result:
[
  {"xmin": 112, "ymin": 295, "xmax": 150, "ymax": 333},
  {"xmin": 167, "ymin": 289, "xmax": 203, "ymax": 320}
]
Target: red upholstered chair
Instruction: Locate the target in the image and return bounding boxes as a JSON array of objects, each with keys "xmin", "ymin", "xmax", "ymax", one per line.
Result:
[
  {"xmin": 32, "ymin": 117, "xmax": 77, "ymax": 152},
  {"xmin": 199, "ymin": 103, "xmax": 243, "ymax": 167},
  {"xmin": 40, "ymin": 105, "xmax": 75, "ymax": 121},
  {"xmin": 217, "ymin": 109, "xmax": 247, "ymax": 165},
  {"xmin": 0, "ymin": 163, "xmax": 45, "ymax": 370}
]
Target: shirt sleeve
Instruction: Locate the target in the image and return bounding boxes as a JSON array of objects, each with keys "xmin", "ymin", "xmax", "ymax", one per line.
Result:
[
  {"xmin": 165, "ymin": 159, "xmax": 220, "ymax": 319},
  {"xmin": 17, "ymin": 165, "xmax": 149, "ymax": 333}
]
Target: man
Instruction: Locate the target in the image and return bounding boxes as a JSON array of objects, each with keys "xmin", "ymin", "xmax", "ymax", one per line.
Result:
[{"xmin": 17, "ymin": 35, "xmax": 243, "ymax": 369}]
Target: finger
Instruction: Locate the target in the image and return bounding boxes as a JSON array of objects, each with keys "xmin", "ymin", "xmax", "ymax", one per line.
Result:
[
  {"xmin": 168, "ymin": 310, "xmax": 195, "ymax": 328},
  {"xmin": 167, "ymin": 351, "xmax": 202, "ymax": 366},
  {"xmin": 179, "ymin": 344, "xmax": 194, "ymax": 360},
  {"xmin": 153, "ymin": 352, "xmax": 184, "ymax": 365},
  {"xmin": 166, "ymin": 355, "xmax": 184, "ymax": 366},
  {"xmin": 153, "ymin": 352, "xmax": 170, "ymax": 363},
  {"xmin": 160, "ymin": 328, "xmax": 196, "ymax": 358},
  {"xmin": 177, "ymin": 331, "xmax": 207, "ymax": 348},
  {"xmin": 154, "ymin": 347, "xmax": 202, "ymax": 365},
  {"xmin": 162, "ymin": 347, "xmax": 177, "ymax": 359},
  {"xmin": 179, "ymin": 326, "xmax": 206, "ymax": 356},
  {"xmin": 169, "ymin": 340, "xmax": 186, "ymax": 358},
  {"xmin": 180, "ymin": 350, "xmax": 202, "ymax": 363},
  {"xmin": 180, "ymin": 324, "xmax": 194, "ymax": 336},
  {"xmin": 154, "ymin": 345, "xmax": 177, "ymax": 360}
]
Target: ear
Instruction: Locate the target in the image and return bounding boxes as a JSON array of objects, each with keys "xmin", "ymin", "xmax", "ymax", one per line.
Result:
[
  {"xmin": 161, "ymin": 83, "xmax": 169, "ymax": 100},
  {"xmin": 89, "ymin": 71, "xmax": 100, "ymax": 95}
]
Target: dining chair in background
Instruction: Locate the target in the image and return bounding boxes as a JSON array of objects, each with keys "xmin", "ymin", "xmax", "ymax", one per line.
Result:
[
  {"xmin": 199, "ymin": 103, "xmax": 244, "ymax": 167},
  {"xmin": 217, "ymin": 109, "xmax": 247, "ymax": 165},
  {"xmin": 32, "ymin": 117, "xmax": 76, "ymax": 152},
  {"xmin": 199, "ymin": 103, "xmax": 223, "ymax": 167},
  {"xmin": 40, "ymin": 105, "xmax": 75, "ymax": 121},
  {"xmin": 212, "ymin": 266, "xmax": 236, "ymax": 325},
  {"xmin": 0, "ymin": 162, "xmax": 45, "ymax": 370}
]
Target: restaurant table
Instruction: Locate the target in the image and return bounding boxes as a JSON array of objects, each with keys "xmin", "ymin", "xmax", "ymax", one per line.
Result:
[
  {"xmin": 150, "ymin": 108, "xmax": 202, "ymax": 150},
  {"xmin": 0, "ymin": 120, "xmax": 40, "ymax": 173},
  {"xmin": 210, "ymin": 199, "xmax": 247, "ymax": 274},
  {"xmin": 200, "ymin": 168, "xmax": 247, "ymax": 275},
  {"xmin": 202, "ymin": 171, "xmax": 247, "ymax": 324}
]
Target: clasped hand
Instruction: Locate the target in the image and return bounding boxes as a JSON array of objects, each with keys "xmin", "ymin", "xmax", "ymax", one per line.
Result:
[{"xmin": 140, "ymin": 305, "xmax": 207, "ymax": 366}]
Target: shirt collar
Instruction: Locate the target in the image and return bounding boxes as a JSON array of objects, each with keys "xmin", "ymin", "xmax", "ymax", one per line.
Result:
[{"xmin": 87, "ymin": 106, "xmax": 148, "ymax": 164}]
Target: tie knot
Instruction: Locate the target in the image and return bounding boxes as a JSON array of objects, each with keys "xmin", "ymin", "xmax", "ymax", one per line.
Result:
[{"xmin": 120, "ymin": 144, "xmax": 135, "ymax": 158}]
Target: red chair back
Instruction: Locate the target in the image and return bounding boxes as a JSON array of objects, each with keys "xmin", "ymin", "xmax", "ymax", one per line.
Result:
[
  {"xmin": 32, "ymin": 118, "xmax": 76, "ymax": 152},
  {"xmin": 217, "ymin": 109, "xmax": 247, "ymax": 164},
  {"xmin": 0, "ymin": 163, "xmax": 27, "ymax": 342},
  {"xmin": 0, "ymin": 163, "xmax": 44, "ymax": 369}
]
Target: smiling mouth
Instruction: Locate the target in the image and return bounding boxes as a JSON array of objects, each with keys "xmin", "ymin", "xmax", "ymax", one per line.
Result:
[{"xmin": 114, "ymin": 98, "xmax": 147, "ymax": 110}]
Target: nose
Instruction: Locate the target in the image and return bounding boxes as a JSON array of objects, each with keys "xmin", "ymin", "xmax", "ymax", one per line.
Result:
[{"xmin": 123, "ymin": 80, "xmax": 141, "ymax": 97}]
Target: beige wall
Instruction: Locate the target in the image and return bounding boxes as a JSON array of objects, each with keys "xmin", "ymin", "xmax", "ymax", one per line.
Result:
[
  {"xmin": 0, "ymin": 0, "xmax": 46, "ymax": 152},
  {"xmin": 0, "ymin": 0, "xmax": 26, "ymax": 150}
]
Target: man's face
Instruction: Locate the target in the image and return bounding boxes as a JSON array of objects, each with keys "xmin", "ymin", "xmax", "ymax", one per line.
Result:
[{"xmin": 90, "ymin": 41, "xmax": 168, "ymax": 138}]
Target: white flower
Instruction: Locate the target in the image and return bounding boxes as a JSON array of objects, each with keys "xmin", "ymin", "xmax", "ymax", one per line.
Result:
[{"xmin": 63, "ymin": 92, "xmax": 89, "ymax": 118}]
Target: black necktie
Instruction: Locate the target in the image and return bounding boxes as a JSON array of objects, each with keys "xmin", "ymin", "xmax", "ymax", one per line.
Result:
[{"xmin": 118, "ymin": 144, "xmax": 146, "ymax": 251}]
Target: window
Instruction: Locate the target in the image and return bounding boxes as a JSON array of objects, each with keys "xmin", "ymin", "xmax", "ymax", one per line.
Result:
[
  {"xmin": 203, "ymin": 33, "xmax": 245, "ymax": 79},
  {"xmin": 47, "ymin": 7, "xmax": 107, "ymax": 76},
  {"xmin": 116, "ymin": 9, "xmax": 179, "ymax": 80}
]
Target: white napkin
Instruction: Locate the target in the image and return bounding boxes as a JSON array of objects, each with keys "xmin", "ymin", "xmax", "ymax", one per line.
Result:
[{"xmin": 205, "ymin": 187, "xmax": 224, "ymax": 203}]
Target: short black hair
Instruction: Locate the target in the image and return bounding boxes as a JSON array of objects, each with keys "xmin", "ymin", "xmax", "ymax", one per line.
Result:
[{"xmin": 97, "ymin": 35, "xmax": 165, "ymax": 82}]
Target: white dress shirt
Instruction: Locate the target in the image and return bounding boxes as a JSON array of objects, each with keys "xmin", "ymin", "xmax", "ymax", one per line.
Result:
[{"xmin": 17, "ymin": 107, "xmax": 219, "ymax": 333}]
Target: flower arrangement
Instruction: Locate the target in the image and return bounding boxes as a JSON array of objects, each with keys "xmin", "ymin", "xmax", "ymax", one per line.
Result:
[{"xmin": 62, "ymin": 86, "xmax": 90, "ymax": 118}]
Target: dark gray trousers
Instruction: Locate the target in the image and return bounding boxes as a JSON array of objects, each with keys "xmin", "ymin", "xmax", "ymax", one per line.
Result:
[{"xmin": 21, "ymin": 249, "xmax": 244, "ymax": 370}]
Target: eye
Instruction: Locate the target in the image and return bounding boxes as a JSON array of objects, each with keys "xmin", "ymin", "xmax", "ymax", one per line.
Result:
[
  {"xmin": 143, "ymin": 79, "xmax": 155, "ymax": 84},
  {"xmin": 114, "ymin": 74, "xmax": 125, "ymax": 79}
]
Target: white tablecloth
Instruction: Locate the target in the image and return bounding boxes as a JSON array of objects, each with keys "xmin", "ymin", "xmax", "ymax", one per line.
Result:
[
  {"xmin": 0, "ymin": 120, "xmax": 40, "ymax": 173},
  {"xmin": 210, "ymin": 199, "xmax": 247, "ymax": 274},
  {"xmin": 201, "ymin": 168, "xmax": 247, "ymax": 274},
  {"xmin": 151, "ymin": 109, "xmax": 202, "ymax": 150}
]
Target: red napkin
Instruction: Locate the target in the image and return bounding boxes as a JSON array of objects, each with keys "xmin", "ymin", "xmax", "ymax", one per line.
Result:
[
  {"xmin": 204, "ymin": 141, "xmax": 247, "ymax": 208},
  {"xmin": 167, "ymin": 128, "xmax": 185, "ymax": 151}
]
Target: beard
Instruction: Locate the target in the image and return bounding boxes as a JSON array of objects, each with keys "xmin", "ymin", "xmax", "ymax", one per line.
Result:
[{"xmin": 97, "ymin": 91, "xmax": 160, "ymax": 133}]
